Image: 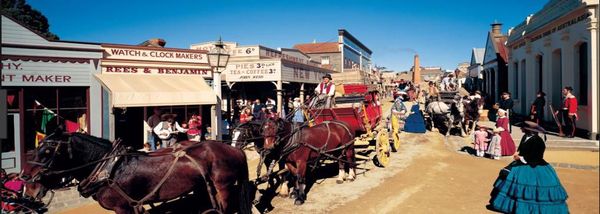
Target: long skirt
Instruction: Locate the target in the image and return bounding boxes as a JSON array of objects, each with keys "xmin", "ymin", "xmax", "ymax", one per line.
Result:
[{"xmin": 488, "ymin": 162, "xmax": 569, "ymax": 214}]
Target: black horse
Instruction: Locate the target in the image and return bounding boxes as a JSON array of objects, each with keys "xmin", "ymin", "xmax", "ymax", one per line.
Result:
[{"xmin": 29, "ymin": 130, "xmax": 252, "ymax": 214}]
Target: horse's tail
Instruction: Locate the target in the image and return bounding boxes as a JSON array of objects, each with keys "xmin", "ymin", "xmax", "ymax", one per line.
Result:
[{"xmin": 237, "ymin": 151, "xmax": 253, "ymax": 214}]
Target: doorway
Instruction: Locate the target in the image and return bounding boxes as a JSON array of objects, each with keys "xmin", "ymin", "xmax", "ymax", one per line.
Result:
[
  {"xmin": 113, "ymin": 107, "xmax": 144, "ymax": 149},
  {"xmin": 1, "ymin": 114, "xmax": 21, "ymax": 173}
]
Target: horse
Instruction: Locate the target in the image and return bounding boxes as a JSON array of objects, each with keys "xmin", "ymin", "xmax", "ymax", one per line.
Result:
[
  {"xmin": 449, "ymin": 97, "xmax": 467, "ymax": 136},
  {"xmin": 29, "ymin": 130, "xmax": 252, "ymax": 214},
  {"xmin": 231, "ymin": 121, "xmax": 263, "ymax": 150},
  {"xmin": 261, "ymin": 118, "xmax": 356, "ymax": 205},
  {"xmin": 463, "ymin": 97, "xmax": 483, "ymax": 135}
]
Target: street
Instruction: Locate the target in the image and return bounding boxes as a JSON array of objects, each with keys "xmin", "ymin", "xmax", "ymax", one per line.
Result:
[{"xmin": 60, "ymin": 102, "xmax": 599, "ymax": 214}]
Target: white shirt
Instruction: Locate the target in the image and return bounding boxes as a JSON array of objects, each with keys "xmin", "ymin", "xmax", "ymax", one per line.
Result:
[
  {"xmin": 153, "ymin": 121, "xmax": 187, "ymax": 136},
  {"xmin": 315, "ymin": 82, "xmax": 335, "ymax": 96}
]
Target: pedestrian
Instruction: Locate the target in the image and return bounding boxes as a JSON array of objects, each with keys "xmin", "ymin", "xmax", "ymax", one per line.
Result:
[
  {"xmin": 254, "ymin": 106, "xmax": 267, "ymax": 121},
  {"xmin": 287, "ymin": 97, "xmax": 294, "ymax": 113},
  {"xmin": 402, "ymin": 88, "xmax": 427, "ymax": 133},
  {"xmin": 495, "ymin": 109, "xmax": 516, "ymax": 156},
  {"xmin": 187, "ymin": 113, "xmax": 202, "ymax": 142},
  {"xmin": 473, "ymin": 125, "xmax": 490, "ymax": 157},
  {"xmin": 292, "ymin": 98, "xmax": 305, "ymax": 127},
  {"xmin": 266, "ymin": 97, "xmax": 276, "ymax": 112},
  {"xmin": 427, "ymin": 81, "xmax": 439, "ymax": 99},
  {"xmin": 555, "ymin": 86, "xmax": 578, "ymax": 138},
  {"xmin": 146, "ymin": 107, "xmax": 162, "ymax": 150},
  {"xmin": 153, "ymin": 113, "xmax": 188, "ymax": 149},
  {"xmin": 486, "ymin": 127, "xmax": 503, "ymax": 160},
  {"xmin": 487, "ymin": 121, "xmax": 569, "ymax": 213},
  {"xmin": 239, "ymin": 107, "xmax": 253, "ymax": 124},
  {"xmin": 529, "ymin": 91, "xmax": 546, "ymax": 124},
  {"xmin": 252, "ymin": 99, "xmax": 263, "ymax": 116},
  {"xmin": 497, "ymin": 92, "xmax": 514, "ymax": 131},
  {"xmin": 313, "ymin": 74, "xmax": 335, "ymax": 108}
]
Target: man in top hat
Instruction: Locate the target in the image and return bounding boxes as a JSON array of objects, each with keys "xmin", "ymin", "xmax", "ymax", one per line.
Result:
[{"xmin": 313, "ymin": 73, "xmax": 336, "ymax": 108}]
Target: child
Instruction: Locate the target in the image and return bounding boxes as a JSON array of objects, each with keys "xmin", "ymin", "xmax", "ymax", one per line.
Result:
[
  {"xmin": 473, "ymin": 125, "xmax": 490, "ymax": 157},
  {"xmin": 487, "ymin": 127, "xmax": 503, "ymax": 160}
]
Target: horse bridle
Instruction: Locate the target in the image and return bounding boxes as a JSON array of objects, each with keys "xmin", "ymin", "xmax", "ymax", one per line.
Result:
[{"xmin": 30, "ymin": 136, "xmax": 74, "ymax": 170}]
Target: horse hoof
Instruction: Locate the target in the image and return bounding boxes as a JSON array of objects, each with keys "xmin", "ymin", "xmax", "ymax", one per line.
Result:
[
  {"xmin": 294, "ymin": 199, "xmax": 305, "ymax": 205},
  {"xmin": 347, "ymin": 178, "xmax": 355, "ymax": 182},
  {"xmin": 336, "ymin": 179, "xmax": 344, "ymax": 184},
  {"xmin": 289, "ymin": 192, "xmax": 297, "ymax": 199}
]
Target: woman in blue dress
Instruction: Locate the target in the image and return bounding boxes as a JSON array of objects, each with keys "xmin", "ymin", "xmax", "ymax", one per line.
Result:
[
  {"xmin": 402, "ymin": 88, "xmax": 427, "ymax": 133},
  {"xmin": 487, "ymin": 121, "xmax": 569, "ymax": 214}
]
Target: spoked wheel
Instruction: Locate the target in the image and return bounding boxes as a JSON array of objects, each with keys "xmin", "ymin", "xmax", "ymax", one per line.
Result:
[{"xmin": 373, "ymin": 131, "xmax": 390, "ymax": 167}]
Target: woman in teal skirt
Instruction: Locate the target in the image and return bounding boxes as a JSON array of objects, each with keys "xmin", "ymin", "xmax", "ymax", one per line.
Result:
[{"xmin": 487, "ymin": 121, "xmax": 569, "ymax": 213}]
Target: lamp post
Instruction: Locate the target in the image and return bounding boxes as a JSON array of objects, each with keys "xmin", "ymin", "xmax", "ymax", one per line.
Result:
[{"xmin": 207, "ymin": 38, "xmax": 230, "ymax": 140}]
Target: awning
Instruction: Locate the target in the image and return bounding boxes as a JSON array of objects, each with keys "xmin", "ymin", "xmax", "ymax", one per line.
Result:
[{"xmin": 94, "ymin": 74, "xmax": 216, "ymax": 107}]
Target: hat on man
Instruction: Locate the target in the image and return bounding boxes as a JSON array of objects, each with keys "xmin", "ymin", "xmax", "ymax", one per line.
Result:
[
  {"xmin": 518, "ymin": 121, "xmax": 546, "ymax": 133},
  {"xmin": 322, "ymin": 74, "xmax": 332, "ymax": 80},
  {"xmin": 160, "ymin": 113, "xmax": 177, "ymax": 121}
]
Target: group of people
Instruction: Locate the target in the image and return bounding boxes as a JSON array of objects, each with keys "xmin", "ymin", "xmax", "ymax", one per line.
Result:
[
  {"xmin": 529, "ymin": 87, "xmax": 579, "ymax": 138},
  {"xmin": 145, "ymin": 108, "xmax": 203, "ymax": 151},
  {"xmin": 236, "ymin": 98, "xmax": 279, "ymax": 124},
  {"xmin": 472, "ymin": 108, "xmax": 515, "ymax": 160}
]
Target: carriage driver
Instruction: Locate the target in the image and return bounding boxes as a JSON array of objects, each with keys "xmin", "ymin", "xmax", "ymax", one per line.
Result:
[{"xmin": 313, "ymin": 74, "xmax": 335, "ymax": 108}]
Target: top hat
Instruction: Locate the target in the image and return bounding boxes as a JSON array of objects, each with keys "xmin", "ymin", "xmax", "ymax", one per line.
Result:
[{"xmin": 322, "ymin": 74, "xmax": 332, "ymax": 80}]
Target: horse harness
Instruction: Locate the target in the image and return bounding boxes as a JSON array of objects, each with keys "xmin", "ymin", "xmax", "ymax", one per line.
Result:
[{"xmin": 38, "ymin": 138, "xmax": 222, "ymax": 214}]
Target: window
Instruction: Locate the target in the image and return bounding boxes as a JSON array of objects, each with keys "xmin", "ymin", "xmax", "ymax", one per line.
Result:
[
  {"xmin": 23, "ymin": 87, "xmax": 88, "ymax": 151},
  {"xmin": 577, "ymin": 43, "xmax": 588, "ymax": 105},
  {"xmin": 321, "ymin": 56, "xmax": 330, "ymax": 65},
  {"xmin": 513, "ymin": 62, "xmax": 519, "ymax": 99}
]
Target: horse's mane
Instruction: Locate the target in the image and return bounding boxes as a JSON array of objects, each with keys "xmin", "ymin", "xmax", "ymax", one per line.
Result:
[
  {"xmin": 69, "ymin": 133, "xmax": 113, "ymax": 162},
  {"xmin": 71, "ymin": 133, "xmax": 112, "ymax": 149}
]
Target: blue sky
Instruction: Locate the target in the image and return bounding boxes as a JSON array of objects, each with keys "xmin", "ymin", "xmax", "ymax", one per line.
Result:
[{"xmin": 29, "ymin": 0, "xmax": 546, "ymax": 71}]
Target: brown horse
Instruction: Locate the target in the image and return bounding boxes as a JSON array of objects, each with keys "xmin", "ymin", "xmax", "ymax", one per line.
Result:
[
  {"xmin": 261, "ymin": 118, "xmax": 356, "ymax": 205},
  {"xmin": 29, "ymin": 131, "xmax": 252, "ymax": 214}
]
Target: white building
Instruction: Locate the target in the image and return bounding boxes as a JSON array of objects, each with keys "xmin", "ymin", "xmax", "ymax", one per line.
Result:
[{"xmin": 506, "ymin": 0, "xmax": 598, "ymax": 139}]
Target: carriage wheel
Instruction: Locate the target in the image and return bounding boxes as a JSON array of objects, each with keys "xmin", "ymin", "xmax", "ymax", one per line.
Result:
[{"xmin": 373, "ymin": 131, "xmax": 390, "ymax": 167}]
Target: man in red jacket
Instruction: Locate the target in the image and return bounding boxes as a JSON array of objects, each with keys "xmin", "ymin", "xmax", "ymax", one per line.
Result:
[{"xmin": 555, "ymin": 86, "xmax": 578, "ymax": 138}]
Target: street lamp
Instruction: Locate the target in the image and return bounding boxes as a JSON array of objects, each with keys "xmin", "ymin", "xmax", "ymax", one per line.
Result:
[{"xmin": 207, "ymin": 37, "xmax": 230, "ymax": 140}]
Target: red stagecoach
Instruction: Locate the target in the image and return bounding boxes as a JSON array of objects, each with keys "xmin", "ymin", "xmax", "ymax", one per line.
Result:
[{"xmin": 309, "ymin": 83, "xmax": 392, "ymax": 167}]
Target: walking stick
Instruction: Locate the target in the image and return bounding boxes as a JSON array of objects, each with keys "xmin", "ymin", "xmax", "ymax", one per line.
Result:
[{"xmin": 548, "ymin": 105, "xmax": 564, "ymax": 136}]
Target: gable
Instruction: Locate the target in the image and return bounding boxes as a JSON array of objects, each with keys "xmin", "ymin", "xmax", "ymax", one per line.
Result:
[
  {"xmin": 1, "ymin": 15, "xmax": 52, "ymax": 45},
  {"xmin": 483, "ymin": 33, "xmax": 498, "ymax": 64},
  {"xmin": 470, "ymin": 51, "xmax": 477, "ymax": 65}
]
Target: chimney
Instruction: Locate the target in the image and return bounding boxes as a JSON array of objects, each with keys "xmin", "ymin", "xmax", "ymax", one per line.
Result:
[
  {"xmin": 412, "ymin": 54, "xmax": 421, "ymax": 84},
  {"xmin": 139, "ymin": 38, "xmax": 166, "ymax": 47},
  {"xmin": 491, "ymin": 22, "xmax": 503, "ymax": 35}
]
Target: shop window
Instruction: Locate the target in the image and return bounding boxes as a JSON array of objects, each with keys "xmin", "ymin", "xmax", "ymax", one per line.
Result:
[
  {"xmin": 22, "ymin": 87, "xmax": 88, "ymax": 151},
  {"xmin": 321, "ymin": 56, "xmax": 330, "ymax": 65},
  {"xmin": 513, "ymin": 62, "xmax": 519, "ymax": 99}
]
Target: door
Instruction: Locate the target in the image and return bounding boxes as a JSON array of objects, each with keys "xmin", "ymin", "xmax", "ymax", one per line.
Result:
[{"xmin": 1, "ymin": 114, "xmax": 21, "ymax": 173}]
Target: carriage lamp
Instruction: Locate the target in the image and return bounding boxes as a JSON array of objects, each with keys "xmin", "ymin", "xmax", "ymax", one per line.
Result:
[{"xmin": 208, "ymin": 37, "xmax": 230, "ymax": 140}]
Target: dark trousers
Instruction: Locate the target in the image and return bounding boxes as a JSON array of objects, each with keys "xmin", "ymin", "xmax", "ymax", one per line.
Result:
[{"xmin": 559, "ymin": 110, "xmax": 577, "ymax": 137}]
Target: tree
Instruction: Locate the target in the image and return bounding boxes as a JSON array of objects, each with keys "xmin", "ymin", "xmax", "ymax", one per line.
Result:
[{"xmin": 1, "ymin": 0, "xmax": 59, "ymax": 40}]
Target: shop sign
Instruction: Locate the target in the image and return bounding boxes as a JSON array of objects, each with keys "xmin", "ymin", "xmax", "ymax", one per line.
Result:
[
  {"xmin": 101, "ymin": 66, "xmax": 212, "ymax": 78},
  {"xmin": 225, "ymin": 61, "xmax": 280, "ymax": 82},
  {"xmin": 282, "ymin": 65, "xmax": 325, "ymax": 84},
  {"xmin": 193, "ymin": 44, "xmax": 259, "ymax": 58},
  {"xmin": 1, "ymin": 60, "xmax": 90, "ymax": 86},
  {"xmin": 103, "ymin": 46, "xmax": 208, "ymax": 64}
]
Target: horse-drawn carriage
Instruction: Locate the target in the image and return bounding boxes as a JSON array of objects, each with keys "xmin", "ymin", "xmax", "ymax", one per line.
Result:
[{"xmin": 309, "ymin": 83, "xmax": 391, "ymax": 167}]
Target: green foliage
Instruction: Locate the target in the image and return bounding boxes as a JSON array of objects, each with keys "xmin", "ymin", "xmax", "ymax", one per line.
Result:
[{"xmin": 1, "ymin": 0, "xmax": 59, "ymax": 40}]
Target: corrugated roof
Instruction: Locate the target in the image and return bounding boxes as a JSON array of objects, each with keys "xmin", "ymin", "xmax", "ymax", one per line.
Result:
[{"xmin": 293, "ymin": 42, "xmax": 339, "ymax": 54}]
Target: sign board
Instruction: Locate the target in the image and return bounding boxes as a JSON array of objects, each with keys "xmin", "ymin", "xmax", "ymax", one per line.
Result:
[
  {"xmin": 1, "ymin": 60, "xmax": 92, "ymax": 86},
  {"xmin": 103, "ymin": 46, "xmax": 208, "ymax": 64},
  {"xmin": 225, "ymin": 61, "xmax": 280, "ymax": 82},
  {"xmin": 0, "ymin": 90, "xmax": 5, "ymax": 139},
  {"xmin": 281, "ymin": 64, "xmax": 325, "ymax": 84},
  {"xmin": 192, "ymin": 43, "xmax": 259, "ymax": 58},
  {"xmin": 101, "ymin": 65, "xmax": 212, "ymax": 78}
]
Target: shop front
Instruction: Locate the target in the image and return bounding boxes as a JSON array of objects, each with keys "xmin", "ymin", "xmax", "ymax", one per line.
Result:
[
  {"xmin": 191, "ymin": 42, "xmax": 334, "ymax": 119},
  {"xmin": 95, "ymin": 44, "xmax": 217, "ymax": 148},
  {"xmin": 1, "ymin": 15, "xmax": 102, "ymax": 173}
]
